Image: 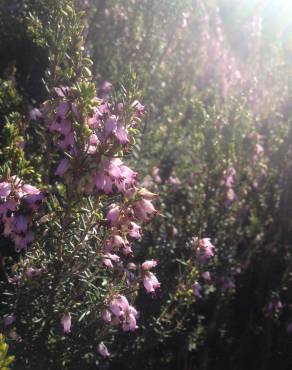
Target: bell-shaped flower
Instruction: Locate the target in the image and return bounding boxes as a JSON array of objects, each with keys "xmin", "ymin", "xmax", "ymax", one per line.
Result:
[
  {"xmin": 105, "ymin": 115, "xmax": 118, "ymax": 137},
  {"xmin": 55, "ymin": 158, "xmax": 70, "ymax": 177},
  {"xmin": 123, "ymin": 308, "xmax": 138, "ymax": 332},
  {"xmin": 112, "ymin": 234, "xmax": 125, "ymax": 248},
  {"xmin": 109, "ymin": 295, "xmax": 130, "ymax": 317},
  {"xmin": 142, "ymin": 259, "xmax": 158, "ymax": 270},
  {"xmin": 127, "ymin": 222, "xmax": 142, "ymax": 239},
  {"xmin": 14, "ymin": 215, "xmax": 28, "ymax": 233},
  {"xmin": 194, "ymin": 238, "xmax": 215, "ymax": 261},
  {"xmin": 0, "ymin": 182, "xmax": 11, "ymax": 198},
  {"xmin": 116, "ymin": 126, "xmax": 129, "ymax": 144},
  {"xmin": 134, "ymin": 199, "xmax": 157, "ymax": 222},
  {"xmin": 56, "ymin": 101, "xmax": 69, "ymax": 119},
  {"xmin": 61, "ymin": 313, "xmax": 71, "ymax": 334},
  {"xmin": 192, "ymin": 282, "xmax": 202, "ymax": 298},
  {"xmin": 225, "ymin": 167, "xmax": 236, "ymax": 188},
  {"xmin": 26, "ymin": 267, "xmax": 43, "ymax": 278},
  {"xmin": 143, "ymin": 271, "xmax": 160, "ymax": 293},
  {"xmin": 202, "ymin": 271, "xmax": 211, "ymax": 281},
  {"xmin": 101, "ymin": 309, "xmax": 112, "ymax": 323},
  {"xmin": 103, "ymin": 253, "xmax": 120, "ymax": 268},
  {"xmin": 30, "ymin": 108, "xmax": 42, "ymax": 120},
  {"xmin": 106, "ymin": 204, "xmax": 120, "ymax": 225},
  {"xmin": 97, "ymin": 342, "xmax": 110, "ymax": 358}
]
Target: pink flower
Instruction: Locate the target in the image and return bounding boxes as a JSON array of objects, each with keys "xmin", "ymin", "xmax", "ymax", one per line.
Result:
[
  {"xmin": 87, "ymin": 134, "xmax": 100, "ymax": 154},
  {"xmin": 142, "ymin": 259, "xmax": 158, "ymax": 270},
  {"xmin": 101, "ymin": 309, "xmax": 112, "ymax": 323},
  {"xmin": 56, "ymin": 102, "xmax": 69, "ymax": 118},
  {"xmin": 55, "ymin": 158, "xmax": 70, "ymax": 177},
  {"xmin": 128, "ymin": 222, "xmax": 142, "ymax": 239},
  {"xmin": 168, "ymin": 175, "xmax": 181, "ymax": 187},
  {"xmin": 123, "ymin": 243, "xmax": 133, "ymax": 256},
  {"xmin": 112, "ymin": 234, "xmax": 125, "ymax": 248},
  {"xmin": 95, "ymin": 173, "xmax": 113, "ymax": 194},
  {"xmin": 61, "ymin": 313, "xmax": 71, "ymax": 334},
  {"xmin": 25, "ymin": 193, "xmax": 44, "ymax": 210},
  {"xmin": 21, "ymin": 184, "xmax": 44, "ymax": 209},
  {"xmin": 14, "ymin": 215, "xmax": 28, "ymax": 233},
  {"xmin": 134, "ymin": 101, "xmax": 145, "ymax": 116},
  {"xmin": 106, "ymin": 204, "xmax": 120, "ymax": 225},
  {"xmin": 117, "ymin": 165, "xmax": 137, "ymax": 190},
  {"xmin": 116, "ymin": 126, "xmax": 130, "ymax": 144},
  {"xmin": 127, "ymin": 262, "xmax": 137, "ymax": 270},
  {"xmin": 88, "ymin": 107, "xmax": 102, "ymax": 128},
  {"xmin": 117, "ymin": 102, "xmax": 124, "ymax": 112},
  {"xmin": 100, "ymin": 81, "xmax": 112, "ymax": 94},
  {"xmin": 143, "ymin": 271, "xmax": 160, "ymax": 293},
  {"xmin": 106, "ymin": 158, "xmax": 124, "ymax": 178},
  {"xmin": 123, "ymin": 306, "xmax": 138, "ymax": 331},
  {"xmin": 58, "ymin": 131, "xmax": 74, "ymax": 150},
  {"xmin": 29, "ymin": 108, "xmax": 42, "ymax": 120},
  {"xmin": 194, "ymin": 238, "xmax": 215, "ymax": 261},
  {"xmin": 58, "ymin": 121, "xmax": 72, "ymax": 136},
  {"xmin": 0, "ymin": 182, "xmax": 11, "ymax": 197},
  {"xmin": 225, "ymin": 167, "xmax": 236, "ymax": 188},
  {"xmin": 22, "ymin": 184, "xmax": 41, "ymax": 195},
  {"xmin": 192, "ymin": 282, "xmax": 202, "ymax": 298},
  {"xmin": 103, "ymin": 258, "xmax": 114, "ymax": 268},
  {"xmin": 134, "ymin": 199, "xmax": 157, "ymax": 222},
  {"xmin": 105, "ymin": 115, "xmax": 118, "ymax": 137},
  {"xmin": 107, "ymin": 296, "xmax": 139, "ymax": 331},
  {"xmin": 109, "ymin": 295, "xmax": 130, "ymax": 317},
  {"xmin": 26, "ymin": 267, "xmax": 43, "ymax": 278},
  {"xmin": 5, "ymin": 199, "xmax": 17, "ymax": 211},
  {"xmin": 13, "ymin": 231, "xmax": 34, "ymax": 251},
  {"xmin": 103, "ymin": 253, "xmax": 120, "ymax": 268},
  {"xmin": 97, "ymin": 159, "xmax": 138, "ymax": 194},
  {"xmin": 89, "ymin": 133, "xmax": 99, "ymax": 145},
  {"xmin": 254, "ymin": 143, "xmax": 264, "ymax": 156},
  {"xmin": 202, "ymin": 271, "xmax": 211, "ymax": 281},
  {"xmin": 98, "ymin": 342, "xmax": 110, "ymax": 358},
  {"xmin": 151, "ymin": 166, "xmax": 161, "ymax": 183}
]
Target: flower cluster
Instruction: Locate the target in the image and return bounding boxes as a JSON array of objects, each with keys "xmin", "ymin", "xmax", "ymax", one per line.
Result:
[
  {"xmin": 0, "ymin": 177, "xmax": 44, "ymax": 251},
  {"xmin": 192, "ymin": 237, "xmax": 215, "ymax": 262},
  {"xmin": 100, "ymin": 186, "xmax": 160, "ymax": 297},
  {"xmin": 142, "ymin": 259, "xmax": 160, "ymax": 293},
  {"xmin": 102, "ymin": 295, "xmax": 138, "ymax": 332},
  {"xmin": 190, "ymin": 237, "xmax": 216, "ymax": 299},
  {"xmin": 40, "ymin": 85, "xmax": 144, "ymax": 184},
  {"xmin": 103, "ymin": 189, "xmax": 158, "ymax": 258},
  {"xmin": 30, "ymin": 85, "xmax": 160, "ymax": 357}
]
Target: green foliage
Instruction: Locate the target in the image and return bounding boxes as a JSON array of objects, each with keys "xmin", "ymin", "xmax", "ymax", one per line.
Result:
[{"xmin": 0, "ymin": 334, "xmax": 15, "ymax": 370}]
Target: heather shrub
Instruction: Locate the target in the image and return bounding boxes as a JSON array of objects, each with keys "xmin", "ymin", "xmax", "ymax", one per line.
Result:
[
  {"xmin": 1, "ymin": 1, "xmax": 292, "ymax": 370},
  {"xmin": 0, "ymin": 2, "xmax": 160, "ymax": 369}
]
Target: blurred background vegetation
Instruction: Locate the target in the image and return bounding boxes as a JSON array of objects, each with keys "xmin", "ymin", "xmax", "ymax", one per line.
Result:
[{"xmin": 1, "ymin": 0, "xmax": 292, "ymax": 369}]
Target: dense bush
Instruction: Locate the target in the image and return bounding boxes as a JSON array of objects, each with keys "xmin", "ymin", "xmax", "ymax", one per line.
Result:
[{"xmin": 1, "ymin": 0, "xmax": 292, "ymax": 369}]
